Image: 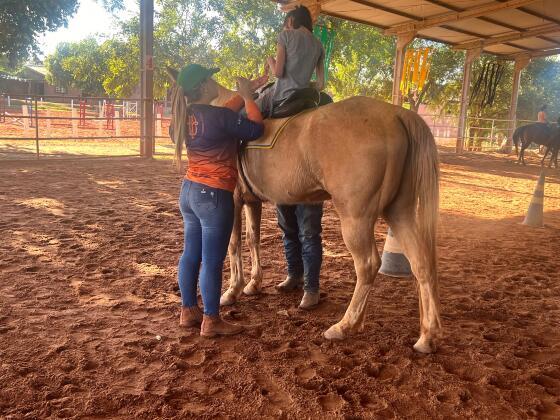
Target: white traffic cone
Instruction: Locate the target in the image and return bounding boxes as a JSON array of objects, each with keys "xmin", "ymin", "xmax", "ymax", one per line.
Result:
[
  {"xmin": 522, "ymin": 171, "xmax": 546, "ymax": 227},
  {"xmin": 379, "ymin": 228, "xmax": 412, "ymax": 277}
]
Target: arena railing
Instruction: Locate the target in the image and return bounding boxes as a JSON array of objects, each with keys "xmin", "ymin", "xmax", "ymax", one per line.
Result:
[
  {"xmin": 419, "ymin": 113, "xmax": 542, "ymax": 152},
  {"xmin": 0, "ymin": 93, "xmax": 173, "ymax": 159}
]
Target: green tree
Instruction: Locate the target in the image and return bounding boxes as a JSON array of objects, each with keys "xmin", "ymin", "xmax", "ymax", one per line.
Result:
[
  {"xmin": 326, "ymin": 18, "xmax": 395, "ymax": 101},
  {"xmin": 45, "ymin": 38, "xmax": 109, "ymax": 96},
  {"xmin": 403, "ymin": 41, "xmax": 464, "ymax": 113},
  {"xmin": 214, "ymin": 0, "xmax": 283, "ymax": 88},
  {"xmin": 101, "ymin": 17, "xmax": 141, "ymax": 97},
  {"xmin": 518, "ymin": 58, "xmax": 560, "ymax": 121},
  {"xmin": 0, "ymin": 0, "xmax": 79, "ymax": 65},
  {"xmin": 0, "ymin": 0, "xmax": 125, "ymax": 67},
  {"xmin": 44, "ymin": 43, "xmax": 75, "ymax": 89}
]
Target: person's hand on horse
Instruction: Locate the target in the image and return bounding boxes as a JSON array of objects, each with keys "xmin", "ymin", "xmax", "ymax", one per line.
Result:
[{"xmin": 236, "ymin": 77, "xmax": 255, "ymax": 100}]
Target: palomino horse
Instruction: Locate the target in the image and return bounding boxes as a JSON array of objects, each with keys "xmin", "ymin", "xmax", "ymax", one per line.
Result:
[
  {"xmin": 168, "ymin": 69, "xmax": 442, "ymax": 353},
  {"xmin": 513, "ymin": 122, "xmax": 557, "ymax": 166}
]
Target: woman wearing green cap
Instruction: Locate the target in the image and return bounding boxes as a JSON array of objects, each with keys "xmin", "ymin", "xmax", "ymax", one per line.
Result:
[{"xmin": 174, "ymin": 64, "xmax": 264, "ymax": 337}]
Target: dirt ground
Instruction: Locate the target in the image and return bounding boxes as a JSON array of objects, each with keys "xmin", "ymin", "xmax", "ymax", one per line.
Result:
[{"xmin": 1, "ymin": 152, "xmax": 560, "ymax": 419}]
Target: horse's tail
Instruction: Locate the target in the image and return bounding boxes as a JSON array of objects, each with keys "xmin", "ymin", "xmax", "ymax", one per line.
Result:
[{"xmin": 397, "ymin": 111, "xmax": 439, "ymax": 265}]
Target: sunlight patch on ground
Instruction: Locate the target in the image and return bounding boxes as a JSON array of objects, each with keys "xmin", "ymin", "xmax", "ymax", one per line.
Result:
[
  {"xmin": 17, "ymin": 197, "xmax": 66, "ymax": 216},
  {"xmin": 90, "ymin": 178, "xmax": 125, "ymax": 189},
  {"xmin": 440, "ymin": 166, "xmax": 560, "ymax": 220},
  {"xmin": 134, "ymin": 262, "xmax": 166, "ymax": 276}
]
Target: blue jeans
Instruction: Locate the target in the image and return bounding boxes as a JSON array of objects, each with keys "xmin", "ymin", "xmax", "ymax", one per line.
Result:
[
  {"xmin": 178, "ymin": 180, "xmax": 234, "ymax": 316},
  {"xmin": 276, "ymin": 204, "xmax": 323, "ymax": 293}
]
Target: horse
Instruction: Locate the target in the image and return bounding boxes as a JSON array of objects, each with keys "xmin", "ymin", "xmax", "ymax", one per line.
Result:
[
  {"xmin": 167, "ymin": 68, "xmax": 442, "ymax": 353},
  {"xmin": 513, "ymin": 122, "xmax": 555, "ymax": 165}
]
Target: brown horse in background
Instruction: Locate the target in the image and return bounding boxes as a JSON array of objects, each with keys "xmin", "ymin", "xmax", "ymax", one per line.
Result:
[
  {"xmin": 513, "ymin": 122, "xmax": 557, "ymax": 166},
  {"xmin": 168, "ymin": 68, "xmax": 442, "ymax": 353}
]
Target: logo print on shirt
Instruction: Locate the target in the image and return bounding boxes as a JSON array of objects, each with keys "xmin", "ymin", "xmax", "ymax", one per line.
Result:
[{"xmin": 189, "ymin": 115, "xmax": 199, "ymax": 137}]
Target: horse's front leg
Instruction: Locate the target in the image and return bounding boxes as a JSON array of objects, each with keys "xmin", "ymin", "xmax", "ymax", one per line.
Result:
[
  {"xmin": 243, "ymin": 201, "xmax": 263, "ymax": 296},
  {"xmin": 220, "ymin": 190, "xmax": 245, "ymax": 306},
  {"xmin": 520, "ymin": 143, "xmax": 529, "ymax": 165}
]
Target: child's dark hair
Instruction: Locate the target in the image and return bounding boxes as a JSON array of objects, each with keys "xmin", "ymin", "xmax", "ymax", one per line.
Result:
[{"xmin": 287, "ymin": 6, "xmax": 313, "ymax": 32}]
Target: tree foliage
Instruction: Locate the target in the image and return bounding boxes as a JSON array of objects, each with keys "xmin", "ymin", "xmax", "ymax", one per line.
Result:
[
  {"xmin": 0, "ymin": 0, "xmax": 125, "ymax": 68},
  {"xmin": 327, "ymin": 19, "xmax": 395, "ymax": 101},
  {"xmin": 39, "ymin": 0, "xmax": 560, "ymax": 122},
  {"xmin": 45, "ymin": 38, "xmax": 109, "ymax": 96},
  {"xmin": 0, "ymin": 0, "xmax": 79, "ymax": 65}
]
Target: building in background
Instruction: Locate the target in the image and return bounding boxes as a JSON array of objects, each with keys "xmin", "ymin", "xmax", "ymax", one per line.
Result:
[{"xmin": 0, "ymin": 65, "xmax": 81, "ymax": 99}]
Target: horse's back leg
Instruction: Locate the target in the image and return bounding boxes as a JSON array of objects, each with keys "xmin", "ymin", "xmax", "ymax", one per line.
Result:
[
  {"xmin": 220, "ymin": 190, "xmax": 245, "ymax": 306},
  {"xmin": 243, "ymin": 201, "xmax": 263, "ymax": 296},
  {"xmin": 541, "ymin": 146, "xmax": 550, "ymax": 166},
  {"xmin": 385, "ymin": 206, "xmax": 442, "ymax": 353},
  {"xmin": 324, "ymin": 207, "xmax": 380, "ymax": 341}
]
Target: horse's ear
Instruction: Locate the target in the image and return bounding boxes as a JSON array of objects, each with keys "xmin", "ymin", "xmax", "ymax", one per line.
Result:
[{"xmin": 166, "ymin": 66, "xmax": 179, "ymax": 84}]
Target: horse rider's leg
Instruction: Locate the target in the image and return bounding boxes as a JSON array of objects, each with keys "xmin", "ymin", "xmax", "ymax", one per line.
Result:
[
  {"xmin": 220, "ymin": 191, "xmax": 245, "ymax": 306},
  {"xmin": 243, "ymin": 201, "xmax": 263, "ymax": 296},
  {"xmin": 324, "ymin": 212, "xmax": 379, "ymax": 341},
  {"xmin": 387, "ymin": 213, "xmax": 442, "ymax": 353}
]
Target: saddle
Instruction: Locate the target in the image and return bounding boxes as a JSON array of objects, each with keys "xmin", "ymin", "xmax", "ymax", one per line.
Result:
[{"xmin": 271, "ymin": 87, "xmax": 321, "ymax": 119}]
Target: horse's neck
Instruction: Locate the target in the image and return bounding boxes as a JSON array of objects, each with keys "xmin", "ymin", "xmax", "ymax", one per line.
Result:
[{"xmin": 212, "ymin": 84, "xmax": 239, "ymax": 107}]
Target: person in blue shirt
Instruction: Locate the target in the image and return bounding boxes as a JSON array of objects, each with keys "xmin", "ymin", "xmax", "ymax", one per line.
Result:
[{"xmin": 174, "ymin": 64, "xmax": 264, "ymax": 337}]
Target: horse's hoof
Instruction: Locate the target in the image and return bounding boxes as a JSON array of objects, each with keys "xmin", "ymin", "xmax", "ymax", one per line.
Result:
[
  {"xmin": 243, "ymin": 281, "xmax": 261, "ymax": 296},
  {"xmin": 220, "ymin": 289, "xmax": 239, "ymax": 306},
  {"xmin": 324, "ymin": 324, "xmax": 346, "ymax": 341},
  {"xmin": 413, "ymin": 335, "xmax": 437, "ymax": 354}
]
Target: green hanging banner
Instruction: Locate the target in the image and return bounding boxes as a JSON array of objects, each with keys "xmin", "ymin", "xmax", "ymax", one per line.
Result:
[{"xmin": 313, "ymin": 23, "xmax": 335, "ymax": 82}]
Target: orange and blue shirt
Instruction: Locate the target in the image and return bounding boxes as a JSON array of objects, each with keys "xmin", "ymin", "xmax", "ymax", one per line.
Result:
[{"xmin": 185, "ymin": 96, "xmax": 263, "ymax": 192}]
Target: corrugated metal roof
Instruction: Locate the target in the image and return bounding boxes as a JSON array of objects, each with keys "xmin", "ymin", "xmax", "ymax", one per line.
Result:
[
  {"xmin": 274, "ymin": 0, "xmax": 560, "ymax": 58},
  {"xmin": 25, "ymin": 65, "xmax": 48, "ymax": 76}
]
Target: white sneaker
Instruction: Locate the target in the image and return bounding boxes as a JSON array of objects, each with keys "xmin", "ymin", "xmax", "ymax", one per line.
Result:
[{"xmin": 299, "ymin": 291, "xmax": 320, "ymax": 310}]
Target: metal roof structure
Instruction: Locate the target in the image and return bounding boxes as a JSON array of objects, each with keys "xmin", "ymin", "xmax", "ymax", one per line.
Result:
[{"xmin": 275, "ymin": 0, "xmax": 560, "ymax": 59}]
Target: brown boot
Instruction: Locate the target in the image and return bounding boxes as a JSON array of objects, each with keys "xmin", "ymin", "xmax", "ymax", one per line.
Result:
[
  {"xmin": 200, "ymin": 315, "xmax": 244, "ymax": 338},
  {"xmin": 179, "ymin": 306, "xmax": 203, "ymax": 328}
]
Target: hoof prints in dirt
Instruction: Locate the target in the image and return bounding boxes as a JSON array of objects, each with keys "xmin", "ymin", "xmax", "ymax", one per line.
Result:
[{"xmin": 1, "ymin": 157, "xmax": 560, "ymax": 418}]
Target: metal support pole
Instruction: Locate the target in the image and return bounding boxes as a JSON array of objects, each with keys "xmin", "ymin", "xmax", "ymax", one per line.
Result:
[
  {"xmin": 391, "ymin": 32, "xmax": 415, "ymax": 106},
  {"xmin": 456, "ymin": 48, "xmax": 481, "ymax": 153},
  {"xmin": 140, "ymin": 0, "xmax": 154, "ymax": 158},
  {"xmin": 504, "ymin": 54, "xmax": 531, "ymax": 153},
  {"xmin": 34, "ymin": 98, "xmax": 39, "ymax": 159}
]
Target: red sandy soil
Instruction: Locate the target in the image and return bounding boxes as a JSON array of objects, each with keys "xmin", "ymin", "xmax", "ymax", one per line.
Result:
[{"xmin": 1, "ymin": 152, "xmax": 559, "ymax": 418}]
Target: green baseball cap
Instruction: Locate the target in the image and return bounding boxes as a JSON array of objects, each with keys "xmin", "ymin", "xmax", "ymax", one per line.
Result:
[{"xmin": 177, "ymin": 64, "xmax": 220, "ymax": 92}]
